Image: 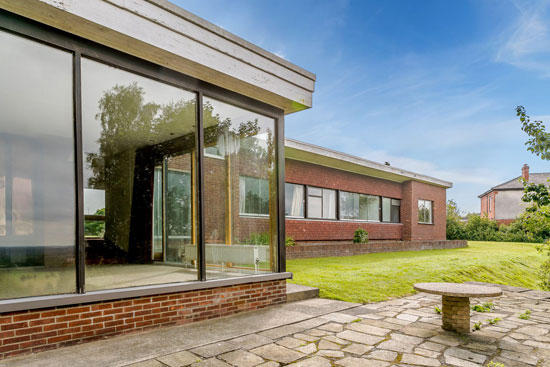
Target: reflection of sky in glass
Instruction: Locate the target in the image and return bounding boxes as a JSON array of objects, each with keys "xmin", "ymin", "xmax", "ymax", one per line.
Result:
[
  {"xmin": 203, "ymin": 97, "xmax": 274, "ymax": 132},
  {"xmin": 0, "ymin": 30, "xmax": 75, "ymax": 248},
  {"xmin": 84, "ymin": 189, "xmax": 105, "ymax": 215},
  {"xmin": 0, "ymin": 31, "xmax": 73, "ymax": 139}
]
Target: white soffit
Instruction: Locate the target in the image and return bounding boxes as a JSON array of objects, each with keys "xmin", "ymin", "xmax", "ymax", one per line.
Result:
[{"xmin": 0, "ymin": 0, "xmax": 315, "ymax": 114}]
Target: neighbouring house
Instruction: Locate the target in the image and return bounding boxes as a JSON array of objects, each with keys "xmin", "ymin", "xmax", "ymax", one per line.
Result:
[
  {"xmin": 0, "ymin": 0, "xmax": 314, "ymax": 358},
  {"xmin": 478, "ymin": 164, "xmax": 550, "ymax": 224}
]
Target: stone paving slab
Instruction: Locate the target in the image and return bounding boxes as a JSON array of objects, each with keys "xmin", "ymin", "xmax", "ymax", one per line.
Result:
[{"xmin": 2, "ymin": 283, "xmax": 550, "ymax": 367}]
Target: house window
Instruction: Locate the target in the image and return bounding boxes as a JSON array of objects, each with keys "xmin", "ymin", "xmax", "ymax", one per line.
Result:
[
  {"xmin": 391, "ymin": 199, "xmax": 401, "ymax": 223},
  {"xmin": 285, "ymin": 183, "xmax": 304, "ymax": 218},
  {"xmin": 307, "ymin": 186, "xmax": 336, "ymax": 219},
  {"xmin": 418, "ymin": 199, "xmax": 433, "ymax": 224},
  {"xmin": 382, "ymin": 197, "xmax": 401, "ymax": 223},
  {"xmin": 339, "ymin": 192, "xmax": 380, "ymax": 221},
  {"xmin": 82, "ymin": 57, "xmax": 200, "ymax": 290},
  {"xmin": 203, "ymin": 97, "xmax": 278, "ymax": 279},
  {"xmin": 488, "ymin": 195, "xmax": 492, "ymax": 212},
  {"xmin": 0, "ymin": 30, "xmax": 76, "ymax": 299},
  {"xmin": 239, "ymin": 176, "xmax": 269, "ymax": 216}
]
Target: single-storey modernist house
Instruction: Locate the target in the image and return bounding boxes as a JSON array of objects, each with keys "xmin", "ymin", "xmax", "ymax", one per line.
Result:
[
  {"xmin": 479, "ymin": 164, "xmax": 550, "ymax": 224},
  {"xmin": 0, "ymin": 0, "xmax": 456, "ymax": 359},
  {"xmin": 0, "ymin": 0, "xmax": 315, "ymax": 358},
  {"xmin": 283, "ymin": 139, "xmax": 451, "ymax": 246}
]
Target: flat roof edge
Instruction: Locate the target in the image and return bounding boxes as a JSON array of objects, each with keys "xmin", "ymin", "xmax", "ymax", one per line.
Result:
[
  {"xmin": 285, "ymin": 138, "xmax": 453, "ymax": 188},
  {"xmin": 148, "ymin": 0, "xmax": 316, "ymax": 82}
]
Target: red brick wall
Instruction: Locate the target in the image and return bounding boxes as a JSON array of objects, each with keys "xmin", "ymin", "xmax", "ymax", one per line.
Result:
[
  {"xmin": 286, "ymin": 159, "xmax": 402, "ymax": 198},
  {"xmin": 286, "ymin": 220, "xmax": 402, "ymax": 242},
  {"xmin": 284, "ymin": 159, "xmax": 447, "ymax": 242},
  {"xmin": 0, "ymin": 280, "xmax": 286, "ymax": 359},
  {"xmin": 286, "ymin": 240, "xmax": 467, "ymax": 259},
  {"xmin": 479, "ymin": 191, "xmax": 496, "ymax": 220},
  {"xmin": 402, "ymin": 181, "xmax": 446, "ymax": 241}
]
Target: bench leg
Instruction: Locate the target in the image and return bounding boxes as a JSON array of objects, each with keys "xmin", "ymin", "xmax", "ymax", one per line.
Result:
[{"xmin": 441, "ymin": 295, "xmax": 470, "ymax": 334}]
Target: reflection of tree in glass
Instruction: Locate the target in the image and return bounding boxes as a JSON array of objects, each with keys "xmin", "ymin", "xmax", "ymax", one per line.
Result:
[
  {"xmin": 84, "ymin": 208, "xmax": 105, "ymax": 238},
  {"xmin": 85, "ymin": 83, "xmax": 274, "ymax": 252},
  {"xmin": 165, "ymin": 171, "xmax": 191, "ymax": 239}
]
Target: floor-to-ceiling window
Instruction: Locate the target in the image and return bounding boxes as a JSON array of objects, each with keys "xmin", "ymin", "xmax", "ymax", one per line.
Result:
[
  {"xmin": 0, "ymin": 30, "xmax": 75, "ymax": 299},
  {"xmin": 203, "ymin": 97, "xmax": 278, "ymax": 279},
  {"xmin": 81, "ymin": 58, "xmax": 199, "ymax": 291},
  {"xmin": 0, "ymin": 16, "xmax": 282, "ymax": 306}
]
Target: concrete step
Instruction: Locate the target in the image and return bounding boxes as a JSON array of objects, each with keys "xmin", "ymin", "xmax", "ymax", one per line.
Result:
[{"xmin": 286, "ymin": 282, "xmax": 319, "ymax": 302}]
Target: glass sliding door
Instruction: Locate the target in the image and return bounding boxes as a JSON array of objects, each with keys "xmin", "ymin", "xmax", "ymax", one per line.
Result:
[
  {"xmin": 81, "ymin": 57, "xmax": 199, "ymax": 291},
  {"xmin": 202, "ymin": 97, "xmax": 278, "ymax": 279},
  {"xmin": 0, "ymin": 30, "xmax": 76, "ymax": 299}
]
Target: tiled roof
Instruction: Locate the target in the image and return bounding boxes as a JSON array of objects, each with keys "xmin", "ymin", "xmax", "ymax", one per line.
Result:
[{"xmin": 478, "ymin": 172, "xmax": 550, "ymax": 197}]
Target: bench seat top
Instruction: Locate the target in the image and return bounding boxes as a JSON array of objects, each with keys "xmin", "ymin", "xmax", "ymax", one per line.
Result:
[{"xmin": 414, "ymin": 282, "xmax": 502, "ymax": 298}]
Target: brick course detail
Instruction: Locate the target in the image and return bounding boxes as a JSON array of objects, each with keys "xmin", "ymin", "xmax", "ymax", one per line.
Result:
[
  {"xmin": 0, "ymin": 280, "xmax": 286, "ymax": 359},
  {"xmin": 442, "ymin": 295, "xmax": 470, "ymax": 334},
  {"xmin": 285, "ymin": 159, "xmax": 447, "ymax": 242},
  {"xmin": 286, "ymin": 240, "xmax": 467, "ymax": 259}
]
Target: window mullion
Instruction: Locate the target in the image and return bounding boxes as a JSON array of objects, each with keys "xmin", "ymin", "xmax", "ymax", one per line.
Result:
[
  {"xmin": 196, "ymin": 92, "xmax": 206, "ymax": 281},
  {"xmin": 73, "ymin": 51, "xmax": 85, "ymax": 294}
]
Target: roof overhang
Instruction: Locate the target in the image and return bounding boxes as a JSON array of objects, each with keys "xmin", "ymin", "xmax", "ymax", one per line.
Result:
[
  {"xmin": 285, "ymin": 139, "xmax": 453, "ymax": 188},
  {"xmin": 0, "ymin": 0, "xmax": 315, "ymax": 114},
  {"xmin": 477, "ymin": 187, "xmax": 522, "ymax": 198}
]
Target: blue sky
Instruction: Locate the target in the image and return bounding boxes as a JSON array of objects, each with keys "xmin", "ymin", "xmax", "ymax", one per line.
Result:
[{"xmin": 176, "ymin": 0, "xmax": 550, "ymax": 214}]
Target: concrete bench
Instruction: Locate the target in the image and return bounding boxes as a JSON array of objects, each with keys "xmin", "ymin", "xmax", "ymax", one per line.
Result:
[{"xmin": 414, "ymin": 282, "xmax": 502, "ymax": 334}]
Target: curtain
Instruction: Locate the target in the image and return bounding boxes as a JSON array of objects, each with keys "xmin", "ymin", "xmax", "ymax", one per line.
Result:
[
  {"xmin": 290, "ymin": 185, "xmax": 303, "ymax": 217},
  {"xmin": 239, "ymin": 176, "xmax": 246, "ymax": 214}
]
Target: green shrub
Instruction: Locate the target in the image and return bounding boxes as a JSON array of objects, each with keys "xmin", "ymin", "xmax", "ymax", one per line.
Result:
[
  {"xmin": 285, "ymin": 236, "xmax": 296, "ymax": 247},
  {"xmin": 353, "ymin": 229, "xmax": 369, "ymax": 244},
  {"xmin": 242, "ymin": 232, "xmax": 270, "ymax": 246}
]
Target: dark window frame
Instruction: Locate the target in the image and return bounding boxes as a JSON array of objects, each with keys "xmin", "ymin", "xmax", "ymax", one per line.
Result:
[
  {"xmin": 0, "ymin": 9, "xmax": 289, "ymax": 312},
  {"xmin": 418, "ymin": 199, "xmax": 434, "ymax": 225},
  {"xmin": 381, "ymin": 197, "xmax": 401, "ymax": 223},
  {"xmin": 239, "ymin": 175, "xmax": 270, "ymax": 217},
  {"xmin": 284, "ymin": 182, "xmax": 305, "ymax": 218},
  {"xmin": 306, "ymin": 185, "xmax": 336, "ymax": 220}
]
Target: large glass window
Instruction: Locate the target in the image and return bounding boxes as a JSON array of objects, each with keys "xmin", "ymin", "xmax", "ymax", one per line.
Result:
[
  {"xmin": 307, "ymin": 187, "xmax": 336, "ymax": 219},
  {"xmin": 382, "ymin": 197, "xmax": 391, "ymax": 222},
  {"xmin": 339, "ymin": 191, "xmax": 380, "ymax": 221},
  {"xmin": 81, "ymin": 58, "xmax": 198, "ymax": 291},
  {"xmin": 418, "ymin": 199, "xmax": 433, "ymax": 224},
  {"xmin": 203, "ymin": 97, "xmax": 278, "ymax": 279},
  {"xmin": 391, "ymin": 199, "xmax": 401, "ymax": 223},
  {"xmin": 239, "ymin": 176, "xmax": 269, "ymax": 216},
  {"xmin": 0, "ymin": 31, "xmax": 76, "ymax": 299},
  {"xmin": 285, "ymin": 183, "xmax": 304, "ymax": 218}
]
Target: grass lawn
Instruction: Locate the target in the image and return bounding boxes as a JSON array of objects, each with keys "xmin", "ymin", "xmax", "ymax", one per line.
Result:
[{"xmin": 287, "ymin": 241, "xmax": 544, "ymax": 303}]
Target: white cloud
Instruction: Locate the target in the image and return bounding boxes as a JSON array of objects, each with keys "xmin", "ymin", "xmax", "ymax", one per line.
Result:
[{"xmin": 496, "ymin": 0, "xmax": 550, "ymax": 76}]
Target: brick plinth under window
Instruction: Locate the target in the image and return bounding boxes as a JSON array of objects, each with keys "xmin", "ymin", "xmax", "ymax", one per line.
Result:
[{"xmin": 0, "ymin": 280, "xmax": 286, "ymax": 359}]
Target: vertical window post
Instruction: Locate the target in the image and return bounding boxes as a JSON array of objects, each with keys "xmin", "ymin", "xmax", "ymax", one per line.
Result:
[
  {"xmin": 196, "ymin": 92, "xmax": 206, "ymax": 281},
  {"xmin": 276, "ymin": 115, "xmax": 285, "ymax": 272},
  {"xmin": 73, "ymin": 51, "xmax": 85, "ymax": 293}
]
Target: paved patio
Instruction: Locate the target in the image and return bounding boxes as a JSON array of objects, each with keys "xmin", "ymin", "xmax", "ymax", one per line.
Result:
[{"xmin": 2, "ymin": 282, "xmax": 550, "ymax": 367}]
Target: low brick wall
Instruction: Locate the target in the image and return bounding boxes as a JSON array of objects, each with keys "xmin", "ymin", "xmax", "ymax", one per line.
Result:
[
  {"xmin": 0, "ymin": 280, "xmax": 286, "ymax": 359},
  {"xmin": 286, "ymin": 240, "xmax": 467, "ymax": 259}
]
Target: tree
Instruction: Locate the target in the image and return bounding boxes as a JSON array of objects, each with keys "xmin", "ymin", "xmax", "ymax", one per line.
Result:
[
  {"xmin": 446, "ymin": 199, "xmax": 465, "ymax": 240},
  {"xmin": 516, "ymin": 106, "xmax": 550, "ymax": 160},
  {"xmin": 516, "ymin": 106, "xmax": 550, "ymax": 290}
]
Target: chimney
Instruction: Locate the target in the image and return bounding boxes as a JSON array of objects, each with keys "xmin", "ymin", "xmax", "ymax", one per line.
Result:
[{"xmin": 522, "ymin": 164, "xmax": 530, "ymax": 181}]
